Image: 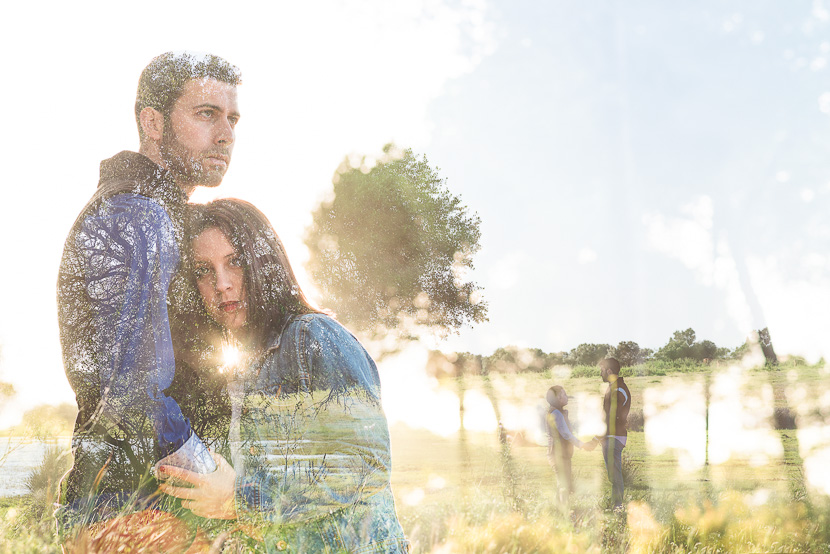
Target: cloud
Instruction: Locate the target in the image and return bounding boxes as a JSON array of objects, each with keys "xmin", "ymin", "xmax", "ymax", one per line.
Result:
[
  {"xmin": 745, "ymin": 256, "xmax": 830, "ymax": 362},
  {"xmin": 643, "ymin": 196, "xmax": 754, "ymax": 334},
  {"xmin": 577, "ymin": 247, "xmax": 597, "ymax": 264},
  {"xmin": 643, "ymin": 195, "xmax": 715, "ymax": 284}
]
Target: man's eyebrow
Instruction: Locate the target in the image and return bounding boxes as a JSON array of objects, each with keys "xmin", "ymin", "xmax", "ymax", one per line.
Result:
[{"xmin": 192, "ymin": 103, "xmax": 222, "ymax": 112}]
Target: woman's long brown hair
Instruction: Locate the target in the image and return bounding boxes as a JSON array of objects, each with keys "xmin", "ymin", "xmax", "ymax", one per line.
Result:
[{"xmin": 189, "ymin": 198, "xmax": 321, "ymax": 352}]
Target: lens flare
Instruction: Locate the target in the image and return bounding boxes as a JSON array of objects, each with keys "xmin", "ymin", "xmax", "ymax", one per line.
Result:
[{"xmin": 221, "ymin": 342, "xmax": 241, "ymax": 373}]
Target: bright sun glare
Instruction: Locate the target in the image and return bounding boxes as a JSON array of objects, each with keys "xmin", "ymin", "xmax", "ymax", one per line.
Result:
[{"xmin": 221, "ymin": 342, "xmax": 241, "ymax": 373}]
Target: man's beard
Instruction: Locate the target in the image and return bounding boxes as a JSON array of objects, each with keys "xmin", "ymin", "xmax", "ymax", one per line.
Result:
[{"xmin": 160, "ymin": 125, "xmax": 228, "ymax": 188}]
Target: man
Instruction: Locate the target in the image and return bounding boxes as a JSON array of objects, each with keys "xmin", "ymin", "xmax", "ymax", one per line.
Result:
[
  {"xmin": 591, "ymin": 357, "xmax": 631, "ymax": 510},
  {"xmin": 56, "ymin": 52, "xmax": 241, "ymax": 545}
]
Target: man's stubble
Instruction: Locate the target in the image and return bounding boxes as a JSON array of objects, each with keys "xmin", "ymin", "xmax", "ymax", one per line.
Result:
[{"xmin": 159, "ymin": 123, "xmax": 229, "ymax": 189}]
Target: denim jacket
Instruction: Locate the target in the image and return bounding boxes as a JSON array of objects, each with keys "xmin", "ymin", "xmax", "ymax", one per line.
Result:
[{"xmin": 231, "ymin": 314, "xmax": 409, "ymax": 553}]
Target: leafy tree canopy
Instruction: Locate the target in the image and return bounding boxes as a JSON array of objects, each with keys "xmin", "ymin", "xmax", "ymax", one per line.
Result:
[
  {"xmin": 611, "ymin": 341, "xmax": 650, "ymax": 367},
  {"xmin": 305, "ymin": 145, "xmax": 487, "ymax": 346},
  {"xmin": 655, "ymin": 328, "xmax": 728, "ymax": 361},
  {"xmin": 566, "ymin": 343, "xmax": 612, "ymax": 366},
  {"xmin": 18, "ymin": 403, "xmax": 77, "ymax": 438}
]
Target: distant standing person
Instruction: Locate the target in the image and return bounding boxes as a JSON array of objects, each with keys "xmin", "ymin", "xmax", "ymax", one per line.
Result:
[
  {"xmin": 545, "ymin": 385, "xmax": 591, "ymax": 503},
  {"xmin": 591, "ymin": 357, "xmax": 631, "ymax": 510}
]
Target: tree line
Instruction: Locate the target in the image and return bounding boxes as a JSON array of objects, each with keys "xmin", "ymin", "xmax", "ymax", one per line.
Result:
[{"xmin": 426, "ymin": 327, "xmax": 758, "ymax": 378}]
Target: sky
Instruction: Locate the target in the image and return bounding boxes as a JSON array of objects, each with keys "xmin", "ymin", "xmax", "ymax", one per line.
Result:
[{"xmin": 1, "ymin": 0, "xmax": 829, "ymax": 422}]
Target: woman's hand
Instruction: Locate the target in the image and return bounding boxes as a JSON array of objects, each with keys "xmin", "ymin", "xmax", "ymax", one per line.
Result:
[{"xmin": 157, "ymin": 451, "xmax": 239, "ymax": 520}]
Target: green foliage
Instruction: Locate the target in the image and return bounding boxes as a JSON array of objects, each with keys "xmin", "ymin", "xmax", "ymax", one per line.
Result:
[
  {"xmin": 566, "ymin": 359, "xmax": 715, "ymax": 378},
  {"xmin": 655, "ymin": 328, "xmax": 697, "ymax": 361},
  {"xmin": 661, "ymin": 494, "xmax": 829, "ymax": 553},
  {"xmin": 428, "ymin": 332, "xmax": 741, "ymax": 377},
  {"xmin": 428, "ymin": 352, "xmax": 724, "ymax": 379},
  {"xmin": 567, "ymin": 343, "xmax": 612, "ymax": 366},
  {"xmin": 730, "ymin": 339, "xmax": 752, "ymax": 360},
  {"xmin": 570, "ymin": 364, "xmax": 602, "ymax": 378},
  {"xmin": 305, "ymin": 145, "xmax": 487, "ymax": 345},
  {"xmin": 17, "ymin": 404, "xmax": 77, "ymax": 439},
  {"xmin": 427, "ymin": 347, "xmax": 569, "ymax": 377},
  {"xmin": 655, "ymin": 329, "xmax": 730, "ymax": 362},
  {"xmin": 610, "ymin": 341, "xmax": 651, "ymax": 367},
  {"xmin": 486, "ymin": 346, "xmax": 550, "ymax": 374},
  {"xmin": 23, "ymin": 446, "xmax": 72, "ymax": 521},
  {"xmin": 0, "ymin": 498, "xmax": 62, "ymax": 553}
]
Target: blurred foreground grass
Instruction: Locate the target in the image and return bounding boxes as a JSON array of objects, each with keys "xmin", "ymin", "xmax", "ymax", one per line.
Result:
[{"xmin": 2, "ymin": 362, "xmax": 830, "ymax": 552}]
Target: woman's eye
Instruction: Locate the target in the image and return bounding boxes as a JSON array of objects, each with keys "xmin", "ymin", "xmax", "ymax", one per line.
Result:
[
  {"xmin": 230, "ymin": 256, "xmax": 243, "ymax": 267},
  {"xmin": 194, "ymin": 266, "xmax": 210, "ymax": 279}
]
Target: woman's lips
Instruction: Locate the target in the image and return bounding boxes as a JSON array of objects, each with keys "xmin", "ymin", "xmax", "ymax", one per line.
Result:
[{"xmin": 219, "ymin": 301, "xmax": 241, "ymax": 313}]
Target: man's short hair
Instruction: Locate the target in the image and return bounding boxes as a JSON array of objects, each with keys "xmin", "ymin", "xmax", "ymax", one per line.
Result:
[
  {"xmin": 135, "ymin": 51, "xmax": 242, "ymax": 138},
  {"xmin": 599, "ymin": 357, "xmax": 621, "ymax": 375}
]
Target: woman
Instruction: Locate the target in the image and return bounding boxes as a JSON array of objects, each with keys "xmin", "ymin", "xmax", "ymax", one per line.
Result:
[
  {"xmin": 545, "ymin": 385, "xmax": 592, "ymax": 503},
  {"xmin": 158, "ymin": 198, "xmax": 410, "ymax": 553}
]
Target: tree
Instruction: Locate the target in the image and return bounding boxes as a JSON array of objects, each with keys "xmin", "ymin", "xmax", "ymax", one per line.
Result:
[
  {"xmin": 305, "ymin": 145, "xmax": 487, "ymax": 346},
  {"xmin": 18, "ymin": 404, "xmax": 77, "ymax": 438},
  {"xmin": 485, "ymin": 346, "xmax": 548, "ymax": 374},
  {"xmin": 612, "ymin": 341, "xmax": 646, "ymax": 367},
  {"xmin": 655, "ymin": 328, "xmax": 697, "ymax": 361},
  {"xmin": 757, "ymin": 327, "xmax": 778, "ymax": 365},
  {"xmin": 656, "ymin": 328, "xmax": 727, "ymax": 362},
  {"xmin": 693, "ymin": 339, "xmax": 719, "ymax": 361},
  {"xmin": 567, "ymin": 343, "xmax": 612, "ymax": 366}
]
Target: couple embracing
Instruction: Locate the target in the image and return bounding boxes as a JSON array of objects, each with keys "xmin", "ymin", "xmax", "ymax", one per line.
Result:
[{"xmin": 56, "ymin": 52, "xmax": 409, "ymax": 553}]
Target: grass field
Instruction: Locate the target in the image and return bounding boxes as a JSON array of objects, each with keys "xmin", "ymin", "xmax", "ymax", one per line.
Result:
[
  {"xmin": 2, "ymin": 361, "xmax": 830, "ymax": 552},
  {"xmin": 388, "ymin": 363, "xmax": 830, "ymax": 553}
]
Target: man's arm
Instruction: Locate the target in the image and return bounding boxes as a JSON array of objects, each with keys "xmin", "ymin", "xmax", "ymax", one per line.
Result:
[{"xmin": 80, "ymin": 194, "xmax": 213, "ymax": 471}]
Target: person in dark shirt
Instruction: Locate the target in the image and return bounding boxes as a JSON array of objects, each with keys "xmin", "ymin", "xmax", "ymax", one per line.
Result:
[
  {"xmin": 56, "ymin": 51, "xmax": 241, "ymax": 551},
  {"xmin": 588, "ymin": 357, "xmax": 631, "ymax": 510}
]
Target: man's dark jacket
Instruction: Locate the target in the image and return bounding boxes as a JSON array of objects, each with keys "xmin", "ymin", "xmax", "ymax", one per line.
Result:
[{"xmin": 56, "ymin": 151, "xmax": 229, "ymax": 524}]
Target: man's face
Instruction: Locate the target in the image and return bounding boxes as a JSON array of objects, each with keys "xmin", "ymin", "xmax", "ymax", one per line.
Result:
[
  {"xmin": 600, "ymin": 365, "xmax": 609, "ymax": 382},
  {"xmin": 160, "ymin": 78, "xmax": 240, "ymax": 190}
]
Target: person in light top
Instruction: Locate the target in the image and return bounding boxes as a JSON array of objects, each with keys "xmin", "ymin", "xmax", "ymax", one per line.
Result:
[{"xmin": 545, "ymin": 385, "xmax": 594, "ymax": 503}]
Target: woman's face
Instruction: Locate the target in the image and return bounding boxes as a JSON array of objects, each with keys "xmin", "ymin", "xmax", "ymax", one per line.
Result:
[{"xmin": 192, "ymin": 227, "xmax": 248, "ymax": 333}]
